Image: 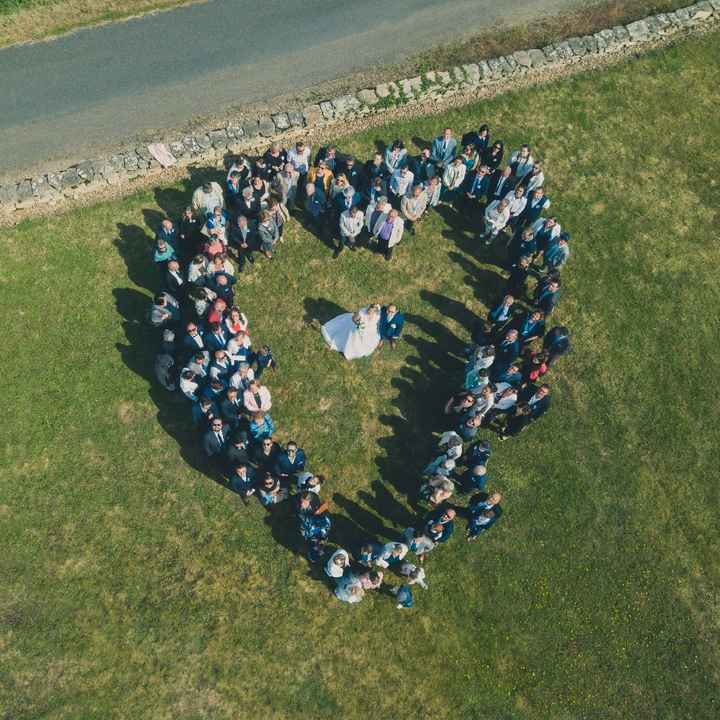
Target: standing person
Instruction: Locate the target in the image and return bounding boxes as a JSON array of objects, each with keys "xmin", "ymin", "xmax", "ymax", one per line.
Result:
[
  {"xmin": 228, "ymin": 215, "xmax": 256, "ymax": 270},
  {"xmin": 467, "ymin": 492, "xmax": 503, "ymax": 540},
  {"xmin": 398, "ymin": 562, "xmax": 428, "ymax": 589},
  {"xmin": 257, "ymin": 210, "xmax": 279, "ymax": 260},
  {"xmin": 337, "ymin": 205, "xmax": 364, "ymax": 255},
  {"xmin": 509, "ymin": 144, "xmax": 535, "ymax": 180},
  {"xmin": 334, "ymin": 574, "xmax": 365, "ymax": 604},
  {"xmin": 543, "ymin": 325, "xmax": 571, "ymax": 366},
  {"xmin": 365, "ymin": 196, "xmax": 389, "ymax": 243},
  {"xmin": 441, "ymin": 156, "xmax": 467, "ymax": 204},
  {"xmin": 287, "ymin": 140, "xmax": 312, "ymax": 188},
  {"xmin": 411, "ymin": 147, "xmax": 436, "ymax": 184},
  {"xmin": 389, "ymin": 166, "xmax": 414, "ymax": 208},
  {"xmin": 372, "ymin": 208, "xmax": 404, "ymax": 261},
  {"xmin": 482, "ymin": 140, "xmax": 504, "ymax": 171},
  {"xmin": 384, "ymin": 139, "xmax": 407, "ymax": 175},
  {"xmin": 243, "ymin": 379, "xmax": 272, "ymax": 414},
  {"xmin": 230, "ymin": 463, "xmax": 257, "ymax": 505},
  {"xmin": 178, "ymin": 206, "xmax": 199, "ymax": 261},
  {"xmin": 534, "ymin": 277, "xmax": 561, "ymax": 315},
  {"xmin": 462, "ymin": 123, "xmax": 491, "ymax": 153},
  {"xmin": 391, "ymin": 584, "xmax": 414, "ymax": 610},
  {"xmin": 489, "ymin": 166, "xmax": 516, "ymax": 202},
  {"xmin": 520, "ymin": 187, "xmax": 551, "ymax": 226},
  {"xmin": 304, "ymin": 183, "xmax": 326, "ymax": 236},
  {"xmin": 272, "ymin": 163, "xmax": 300, "ymax": 209},
  {"xmin": 257, "ymin": 471, "xmax": 289, "ymax": 510},
  {"xmin": 400, "ymin": 184, "xmax": 428, "ymax": 235},
  {"xmin": 191, "ymin": 180, "xmax": 224, "ymax": 217},
  {"xmin": 325, "ymin": 548, "xmax": 351, "ymax": 579},
  {"xmin": 378, "ymin": 303, "xmax": 405, "ymax": 349},
  {"xmin": 202, "ymin": 418, "xmax": 230, "ymax": 461},
  {"xmin": 264, "ymin": 142, "xmax": 288, "ymax": 177},
  {"xmin": 273, "ymin": 440, "xmax": 306, "ymax": 481},
  {"xmin": 249, "ymin": 412, "xmax": 275, "ymax": 442},
  {"xmin": 430, "ymin": 127, "xmax": 458, "ymax": 168},
  {"xmin": 267, "ymin": 198, "xmax": 289, "ymax": 242},
  {"xmin": 480, "ymin": 199, "xmax": 510, "ymax": 246}
]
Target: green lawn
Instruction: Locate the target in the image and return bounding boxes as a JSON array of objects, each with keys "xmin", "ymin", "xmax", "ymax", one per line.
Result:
[{"xmin": 1, "ymin": 32, "xmax": 719, "ymax": 720}]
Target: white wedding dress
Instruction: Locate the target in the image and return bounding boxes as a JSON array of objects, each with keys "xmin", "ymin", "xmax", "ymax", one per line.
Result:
[{"xmin": 321, "ymin": 307, "xmax": 381, "ymax": 360}]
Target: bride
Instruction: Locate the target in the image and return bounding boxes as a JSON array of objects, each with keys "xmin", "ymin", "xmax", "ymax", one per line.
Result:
[{"xmin": 321, "ymin": 304, "xmax": 382, "ymax": 360}]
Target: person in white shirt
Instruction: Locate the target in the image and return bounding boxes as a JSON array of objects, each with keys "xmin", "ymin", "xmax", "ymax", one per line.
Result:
[
  {"xmin": 423, "ymin": 175, "xmax": 442, "ymax": 208},
  {"xmin": 509, "ymin": 144, "xmax": 535, "ymax": 179},
  {"xmin": 287, "ymin": 141, "xmax": 311, "ymax": 194},
  {"xmin": 481, "ymin": 199, "xmax": 510, "ymax": 244},
  {"xmin": 389, "ymin": 166, "xmax": 414, "ymax": 207},
  {"xmin": 179, "ymin": 369, "xmax": 199, "ymax": 401},
  {"xmin": 504, "ymin": 185, "xmax": 528, "ymax": 231},
  {"xmin": 398, "ymin": 562, "xmax": 428, "ymax": 590},
  {"xmin": 524, "ymin": 163, "xmax": 545, "ymax": 194},
  {"xmin": 400, "ymin": 184, "xmax": 428, "ymax": 235},
  {"xmin": 228, "ymin": 363, "xmax": 255, "ymax": 390},
  {"xmin": 441, "ymin": 156, "xmax": 467, "ymax": 202},
  {"xmin": 339, "ymin": 205, "xmax": 364, "ymax": 252},
  {"xmin": 324, "ymin": 548, "xmax": 350, "ymax": 579},
  {"xmin": 375, "ymin": 542, "xmax": 408, "ymax": 569}
]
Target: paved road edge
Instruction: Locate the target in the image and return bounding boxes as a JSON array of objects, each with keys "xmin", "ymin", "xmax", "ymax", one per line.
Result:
[{"xmin": 1, "ymin": 1, "xmax": 717, "ymax": 224}]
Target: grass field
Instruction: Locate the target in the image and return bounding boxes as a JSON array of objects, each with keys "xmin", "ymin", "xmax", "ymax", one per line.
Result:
[{"xmin": 1, "ymin": 32, "xmax": 719, "ymax": 720}]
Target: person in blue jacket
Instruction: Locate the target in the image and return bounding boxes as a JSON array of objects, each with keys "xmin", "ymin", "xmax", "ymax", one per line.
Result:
[
  {"xmin": 467, "ymin": 492, "xmax": 503, "ymax": 540},
  {"xmin": 378, "ymin": 304, "xmax": 405, "ymax": 349},
  {"xmin": 273, "ymin": 440, "xmax": 306, "ymax": 482}
]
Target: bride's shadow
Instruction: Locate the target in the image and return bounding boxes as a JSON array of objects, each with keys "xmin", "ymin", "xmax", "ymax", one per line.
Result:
[{"xmin": 303, "ymin": 297, "xmax": 347, "ymax": 325}]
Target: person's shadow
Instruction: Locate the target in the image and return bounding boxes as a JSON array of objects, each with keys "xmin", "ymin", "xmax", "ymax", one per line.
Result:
[{"xmin": 302, "ymin": 297, "xmax": 347, "ymax": 326}]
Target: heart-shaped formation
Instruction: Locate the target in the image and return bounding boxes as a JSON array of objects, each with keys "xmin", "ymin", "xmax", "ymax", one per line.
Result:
[{"xmin": 147, "ymin": 129, "xmax": 572, "ymax": 607}]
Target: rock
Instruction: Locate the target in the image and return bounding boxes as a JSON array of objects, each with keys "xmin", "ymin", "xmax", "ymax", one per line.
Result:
[
  {"xmin": 76, "ymin": 160, "xmax": 95, "ymax": 182},
  {"xmin": 487, "ymin": 57, "xmax": 503, "ymax": 78},
  {"xmin": 593, "ymin": 32, "xmax": 608, "ymax": 52},
  {"xmin": 241, "ymin": 119, "xmax": 259, "ymax": 138},
  {"xmin": 542, "ymin": 45, "xmax": 560, "ymax": 62},
  {"xmin": 207, "ymin": 129, "xmax": 228, "ymax": 148},
  {"xmin": 513, "ymin": 49, "xmax": 532, "ymax": 68},
  {"xmin": 46, "ymin": 172, "xmax": 63, "ymax": 189},
  {"xmin": 258, "ymin": 115, "xmax": 277, "ymax": 137},
  {"xmin": 332, "ymin": 94, "xmax": 361, "ymax": 114},
  {"xmin": 497, "ymin": 56, "xmax": 514, "ymax": 75},
  {"xmin": 626, "ymin": 20, "xmax": 650, "ymax": 41},
  {"xmin": 319, "ymin": 101, "xmax": 335, "ymax": 120},
  {"xmin": 195, "ymin": 134, "xmax": 212, "ymax": 150},
  {"xmin": 567, "ymin": 36, "xmax": 587, "ymax": 55},
  {"xmin": 109, "ymin": 154, "xmax": 125, "ymax": 171},
  {"xmin": 183, "ymin": 136, "xmax": 200, "ymax": 154},
  {"xmin": 272, "ymin": 112, "xmax": 290, "ymax": 130},
  {"xmin": 528, "ymin": 49, "xmax": 547, "ymax": 67},
  {"xmin": 582, "ymin": 35, "xmax": 598, "ymax": 53},
  {"xmin": 225, "ymin": 122, "xmax": 243, "ymax": 139},
  {"xmin": 612, "ymin": 25, "xmax": 631, "ymax": 43},
  {"xmin": 287, "ymin": 110, "xmax": 305, "ymax": 127},
  {"xmin": 654, "ymin": 13, "xmax": 673, "ymax": 33},
  {"xmin": 437, "ymin": 70, "xmax": 452, "ymax": 84},
  {"xmin": 708, "ymin": 0, "xmax": 720, "ymax": 11},
  {"xmin": 477, "ymin": 61, "xmax": 491, "ymax": 79},
  {"xmin": 0, "ymin": 184, "xmax": 18, "ymax": 206},
  {"xmin": 688, "ymin": 2, "xmax": 713, "ymax": 22},
  {"xmin": 555, "ymin": 40, "xmax": 574, "ymax": 59},
  {"xmin": 503, "ymin": 55, "xmax": 519, "ymax": 73},
  {"xmin": 61, "ymin": 167, "xmax": 83, "ymax": 187},
  {"xmin": 644, "ymin": 15, "xmax": 662, "ymax": 35},
  {"xmin": 169, "ymin": 140, "xmax": 186, "ymax": 156},
  {"xmin": 97, "ymin": 163, "xmax": 117, "ymax": 180},
  {"xmin": 399, "ymin": 78, "xmax": 414, "ymax": 96},
  {"xmin": 357, "ymin": 88, "xmax": 379, "ymax": 106},
  {"xmin": 451, "ymin": 66, "xmax": 465, "ymax": 82},
  {"xmin": 16, "ymin": 179, "xmax": 33, "ymax": 201},
  {"xmin": 462, "ymin": 63, "xmax": 481, "ymax": 83},
  {"xmin": 136, "ymin": 145, "xmax": 153, "ymax": 161},
  {"xmin": 302, "ymin": 104, "xmax": 323, "ymax": 125},
  {"xmin": 375, "ymin": 82, "xmax": 391, "ymax": 98},
  {"xmin": 424, "ymin": 70, "xmax": 436, "ymax": 83},
  {"xmin": 598, "ymin": 28, "xmax": 617, "ymax": 47}
]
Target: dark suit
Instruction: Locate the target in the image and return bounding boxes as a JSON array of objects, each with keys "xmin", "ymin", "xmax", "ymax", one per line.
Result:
[
  {"xmin": 183, "ymin": 331, "xmax": 206, "ymax": 354},
  {"xmin": 519, "ymin": 385, "xmax": 551, "ymax": 419},
  {"xmin": 203, "ymin": 424, "xmax": 231, "ymax": 457},
  {"xmin": 206, "ymin": 331, "xmax": 228, "ymax": 352},
  {"xmin": 489, "ymin": 172, "xmax": 516, "ymax": 201},
  {"xmin": 220, "ymin": 396, "xmax": 244, "ymax": 428},
  {"xmin": 520, "ymin": 195, "xmax": 551, "ymax": 225},
  {"xmin": 378, "ymin": 307, "xmax": 405, "ymax": 340},
  {"xmin": 164, "ymin": 269, "xmax": 185, "ymax": 296}
]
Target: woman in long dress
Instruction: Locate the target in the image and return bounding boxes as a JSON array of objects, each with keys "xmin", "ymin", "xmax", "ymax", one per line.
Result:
[{"xmin": 321, "ymin": 304, "xmax": 381, "ymax": 360}]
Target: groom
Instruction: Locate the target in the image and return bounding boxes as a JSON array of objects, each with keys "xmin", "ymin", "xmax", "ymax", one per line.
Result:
[{"xmin": 378, "ymin": 304, "xmax": 405, "ymax": 350}]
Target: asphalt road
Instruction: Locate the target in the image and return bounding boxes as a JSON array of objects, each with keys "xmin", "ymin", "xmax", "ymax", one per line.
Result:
[{"xmin": 0, "ymin": 0, "xmax": 584, "ymax": 179}]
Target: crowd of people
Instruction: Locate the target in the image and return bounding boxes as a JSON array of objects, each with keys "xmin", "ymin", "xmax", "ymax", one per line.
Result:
[{"xmin": 147, "ymin": 122, "xmax": 572, "ymax": 608}]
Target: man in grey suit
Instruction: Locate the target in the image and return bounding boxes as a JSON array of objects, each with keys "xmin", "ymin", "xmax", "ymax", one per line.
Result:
[{"xmin": 430, "ymin": 128, "xmax": 457, "ymax": 169}]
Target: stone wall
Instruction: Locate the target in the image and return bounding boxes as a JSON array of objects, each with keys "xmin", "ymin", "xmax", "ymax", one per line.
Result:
[{"xmin": 1, "ymin": 1, "xmax": 717, "ymax": 222}]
